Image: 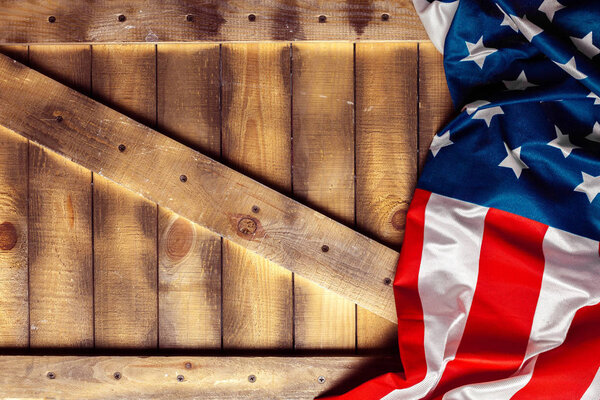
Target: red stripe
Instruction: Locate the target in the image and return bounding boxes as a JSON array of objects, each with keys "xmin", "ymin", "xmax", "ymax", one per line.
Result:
[
  {"xmin": 428, "ymin": 208, "xmax": 548, "ymax": 399},
  {"xmin": 512, "ymin": 302, "xmax": 600, "ymax": 399},
  {"xmin": 319, "ymin": 188, "xmax": 432, "ymax": 400}
]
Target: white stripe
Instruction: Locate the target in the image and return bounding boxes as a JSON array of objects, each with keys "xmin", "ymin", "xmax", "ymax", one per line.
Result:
[
  {"xmin": 581, "ymin": 367, "xmax": 600, "ymax": 400},
  {"xmin": 442, "ymin": 227, "xmax": 600, "ymax": 399},
  {"xmin": 412, "ymin": 0, "xmax": 460, "ymax": 54},
  {"xmin": 383, "ymin": 193, "xmax": 487, "ymax": 400}
]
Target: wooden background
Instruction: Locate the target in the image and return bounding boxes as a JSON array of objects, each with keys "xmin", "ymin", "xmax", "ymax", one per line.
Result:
[{"xmin": 0, "ymin": 41, "xmax": 452, "ymax": 355}]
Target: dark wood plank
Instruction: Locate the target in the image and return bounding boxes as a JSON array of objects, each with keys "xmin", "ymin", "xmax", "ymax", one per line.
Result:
[
  {"xmin": 0, "ymin": 51, "xmax": 399, "ymax": 323},
  {"xmin": 292, "ymin": 42, "xmax": 355, "ymax": 350},
  {"xmin": 0, "ymin": 355, "xmax": 400, "ymax": 399},
  {"xmin": 0, "ymin": 0, "xmax": 426, "ymax": 43},
  {"xmin": 156, "ymin": 43, "xmax": 222, "ymax": 349},
  {"xmin": 355, "ymin": 42, "xmax": 418, "ymax": 351},
  {"xmin": 27, "ymin": 44, "xmax": 94, "ymax": 348},
  {"xmin": 91, "ymin": 44, "xmax": 158, "ymax": 348},
  {"xmin": 221, "ymin": 43, "xmax": 293, "ymax": 349}
]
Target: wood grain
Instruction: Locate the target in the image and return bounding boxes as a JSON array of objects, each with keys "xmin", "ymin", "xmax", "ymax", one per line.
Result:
[
  {"xmin": 27, "ymin": 45, "xmax": 93, "ymax": 348},
  {"xmin": 292, "ymin": 42, "xmax": 355, "ymax": 350},
  {"xmin": 156, "ymin": 43, "xmax": 221, "ymax": 349},
  {"xmin": 0, "ymin": 0, "xmax": 426, "ymax": 43},
  {"xmin": 0, "ymin": 355, "xmax": 400, "ymax": 399},
  {"xmin": 0, "ymin": 50, "xmax": 399, "ymax": 323},
  {"xmin": 0, "ymin": 126, "xmax": 29, "ymax": 347},
  {"xmin": 91, "ymin": 44, "xmax": 158, "ymax": 348},
  {"xmin": 418, "ymin": 42, "xmax": 454, "ymax": 173},
  {"xmin": 221, "ymin": 43, "xmax": 293, "ymax": 349},
  {"xmin": 355, "ymin": 42, "xmax": 418, "ymax": 351}
]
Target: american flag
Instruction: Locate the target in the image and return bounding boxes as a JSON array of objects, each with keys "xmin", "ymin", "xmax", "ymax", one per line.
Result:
[{"xmin": 325, "ymin": 0, "xmax": 600, "ymax": 399}]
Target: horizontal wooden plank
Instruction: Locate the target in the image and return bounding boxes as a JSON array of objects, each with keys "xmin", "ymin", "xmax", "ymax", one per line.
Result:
[
  {"xmin": 0, "ymin": 52, "xmax": 399, "ymax": 323},
  {"xmin": 0, "ymin": 355, "xmax": 400, "ymax": 399},
  {"xmin": 0, "ymin": 0, "xmax": 426, "ymax": 43}
]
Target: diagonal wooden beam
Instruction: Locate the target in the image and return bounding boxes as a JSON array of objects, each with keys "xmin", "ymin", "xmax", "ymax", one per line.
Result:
[
  {"xmin": 0, "ymin": 355, "xmax": 400, "ymax": 399},
  {"xmin": 0, "ymin": 53, "xmax": 400, "ymax": 322}
]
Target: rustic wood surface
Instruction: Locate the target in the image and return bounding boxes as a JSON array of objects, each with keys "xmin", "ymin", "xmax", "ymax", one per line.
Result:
[
  {"xmin": 0, "ymin": 0, "xmax": 426, "ymax": 43},
  {"xmin": 0, "ymin": 355, "xmax": 401, "ymax": 399}
]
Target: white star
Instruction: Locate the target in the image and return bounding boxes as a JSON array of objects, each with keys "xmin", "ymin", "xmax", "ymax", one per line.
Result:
[
  {"xmin": 586, "ymin": 122, "xmax": 600, "ymax": 143},
  {"xmin": 538, "ymin": 0, "xmax": 565, "ymax": 22},
  {"xmin": 570, "ymin": 32, "xmax": 600, "ymax": 59},
  {"xmin": 472, "ymin": 106, "xmax": 504, "ymax": 127},
  {"xmin": 510, "ymin": 15, "xmax": 544, "ymax": 42},
  {"xmin": 430, "ymin": 130, "xmax": 453, "ymax": 157},
  {"xmin": 548, "ymin": 126, "xmax": 580, "ymax": 157},
  {"xmin": 574, "ymin": 172, "xmax": 600, "ymax": 203},
  {"xmin": 553, "ymin": 57, "xmax": 588, "ymax": 80},
  {"xmin": 497, "ymin": 4, "xmax": 518, "ymax": 32},
  {"xmin": 460, "ymin": 36, "xmax": 497, "ymax": 69},
  {"xmin": 503, "ymin": 71, "xmax": 537, "ymax": 91},
  {"xmin": 588, "ymin": 92, "xmax": 600, "ymax": 105},
  {"xmin": 499, "ymin": 143, "xmax": 529, "ymax": 178}
]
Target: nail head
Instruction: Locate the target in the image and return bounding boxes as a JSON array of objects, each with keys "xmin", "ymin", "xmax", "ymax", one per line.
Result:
[
  {"xmin": 180, "ymin": 175, "xmax": 188, "ymax": 183},
  {"xmin": 55, "ymin": 115, "xmax": 63, "ymax": 122},
  {"xmin": 185, "ymin": 362, "xmax": 192, "ymax": 369},
  {"xmin": 177, "ymin": 375, "xmax": 184, "ymax": 382},
  {"xmin": 118, "ymin": 14, "xmax": 126, "ymax": 22},
  {"xmin": 47, "ymin": 371, "xmax": 56, "ymax": 379},
  {"xmin": 248, "ymin": 374, "xmax": 256, "ymax": 383},
  {"xmin": 318, "ymin": 15, "xmax": 327, "ymax": 23},
  {"xmin": 321, "ymin": 244, "xmax": 329, "ymax": 253},
  {"xmin": 185, "ymin": 14, "xmax": 194, "ymax": 22},
  {"xmin": 248, "ymin": 14, "xmax": 256, "ymax": 22},
  {"xmin": 318, "ymin": 376, "xmax": 326, "ymax": 384},
  {"xmin": 381, "ymin": 13, "xmax": 390, "ymax": 21},
  {"xmin": 118, "ymin": 144, "xmax": 126, "ymax": 152},
  {"xmin": 251, "ymin": 205, "xmax": 260, "ymax": 213},
  {"xmin": 48, "ymin": 16, "xmax": 56, "ymax": 23},
  {"xmin": 114, "ymin": 372, "xmax": 121, "ymax": 380},
  {"xmin": 384, "ymin": 277, "xmax": 392, "ymax": 286}
]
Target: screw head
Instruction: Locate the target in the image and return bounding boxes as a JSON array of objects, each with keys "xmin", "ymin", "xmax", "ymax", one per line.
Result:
[
  {"xmin": 251, "ymin": 205, "xmax": 260, "ymax": 213},
  {"xmin": 118, "ymin": 144, "xmax": 126, "ymax": 152},
  {"xmin": 118, "ymin": 14, "xmax": 126, "ymax": 22},
  {"xmin": 113, "ymin": 372, "xmax": 121, "ymax": 380},
  {"xmin": 381, "ymin": 13, "xmax": 390, "ymax": 21},
  {"xmin": 180, "ymin": 174, "xmax": 188, "ymax": 183},
  {"xmin": 185, "ymin": 14, "xmax": 194, "ymax": 22},
  {"xmin": 185, "ymin": 362, "xmax": 192, "ymax": 369},
  {"xmin": 384, "ymin": 277, "xmax": 392, "ymax": 286},
  {"xmin": 248, "ymin": 14, "xmax": 256, "ymax": 22},
  {"xmin": 177, "ymin": 375, "xmax": 184, "ymax": 382},
  {"xmin": 321, "ymin": 244, "xmax": 329, "ymax": 253},
  {"xmin": 248, "ymin": 374, "xmax": 257, "ymax": 383},
  {"xmin": 47, "ymin": 371, "xmax": 56, "ymax": 379},
  {"xmin": 48, "ymin": 16, "xmax": 56, "ymax": 23},
  {"xmin": 318, "ymin": 375, "xmax": 326, "ymax": 384},
  {"xmin": 55, "ymin": 115, "xmax": 63, "ymax": 122},
  {"xmin": 318, "ymin": 15, "xmax": 327, "ymax": 23}
]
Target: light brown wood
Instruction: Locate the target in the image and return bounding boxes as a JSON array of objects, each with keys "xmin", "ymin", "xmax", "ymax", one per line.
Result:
[
  {"xmin": 418, "ymin": 42, "xmax": 454, "ymax": 173},
  {"xmin": 0, "ymin": 355, "xmax": 400, "ymax": 399},
  {"xmin": 355, "ymin": 42, "xmax": 418, "ymax": 351},
  {"xmin": 221, "ymin": 43, "xmax": 293, "ymax": 349},
  {"xmin": 292, "ymin": 42, "xmax": 355, "ymax": 350},
  {"xmin": 91, "ymin": 44, "xmax": 158, "ymax": 348},
  {"xmin": 0, "ymin": 0, "xmax": 426, "ymax": 43},
  {"xmin": 0, "ymin": 50, "xmax": 399, "ymax": 323},
  {"xmin": 157, "ymin": 42, "xmax": 222, "ymax": 350},
  {"xmin": 27, "ymin": 45, "xmax": 94, "ymax": 348},
  {"xmin": 0, "ymin": 126, "xmax": 29, "ymax": 347}
]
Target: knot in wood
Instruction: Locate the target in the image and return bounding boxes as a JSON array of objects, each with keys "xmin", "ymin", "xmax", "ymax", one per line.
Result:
[
  {"xmin": 0, "ymin": 222, "xmax": 18, "ymax": 251},
  {"xmin": 237, "ymin": 217, "xmax": 257, "ymax": 235}
]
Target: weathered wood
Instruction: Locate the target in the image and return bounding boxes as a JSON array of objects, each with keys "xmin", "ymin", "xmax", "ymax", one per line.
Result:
[
  {"xmin": 0, "ymin": 355, "xmax": 400, "ymax": 399},
  {"xmin": 0, "ymin": 51, "xmax": 399, "ymax": 323},
  {"xmin": 27, "ymin": 44, "xmax": 94, "ymax": 348},
  {"xmin": 292, "ymin": 42, "xmax": 355, "ymax": 350},
  {"xmin": 157, "ymin": 43, "xmax": 222, "ymax": 349},
  {"xmin": 91, "ymin": 44, "xmax": 158, "ymax": 348},
  {"xmin": 221, "ymin": 43, "xmax": 293, "ymax": 348},
  {"xmin": 418, "ymin": 42, "xmax": 454, "ymax": 173},
  {"xmin": 355, "ymin": 42, "xmax": 418, "ymax": 351},
  {"xmin": 0, "ymin": 0, "xmax": 426, "ymax": 43},
  {"xmin": 0, "ymin": 126, "xmax": 29, "ymax": 347}
]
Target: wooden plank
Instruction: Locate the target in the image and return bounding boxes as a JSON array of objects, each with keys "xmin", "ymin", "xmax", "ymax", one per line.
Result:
[
  {"xmin": 221, "ymin": 43, "xmax": 293, "ymax": 349},
  {"xmin": 0, "ymin": 52, "xmax": 399, "ymax": 323},
  {"xmin": 0, "ymin": 126, "xmax": 29, "ymax": 347},
  {"xmin": 418, "ymin": 42, "xmax": 454, "ymax": 173},
  {"xmin": 91, "ymin": 44, "xmax": 158, "ymax": 348},
  {"xmin": 355, "ymin": 42, "xmax": 418, "ymax": 351},
  {"xmin": 27, "ymin": 45, "xmax": 93, "ymax": 348},
  {"xmin": 0, "ymin": 1, "xmax": 426, "ymax": 43},
  {"xmin": 291, "ymin": 42, "xmax": 355, "ymax": 350},
  {"xmin": 156, "ymin": 43, "xmax": 221, "ymax": 349},
  {"xmin": 0, "ymin": 355, "xmax": 400, "ymax": 399}
]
